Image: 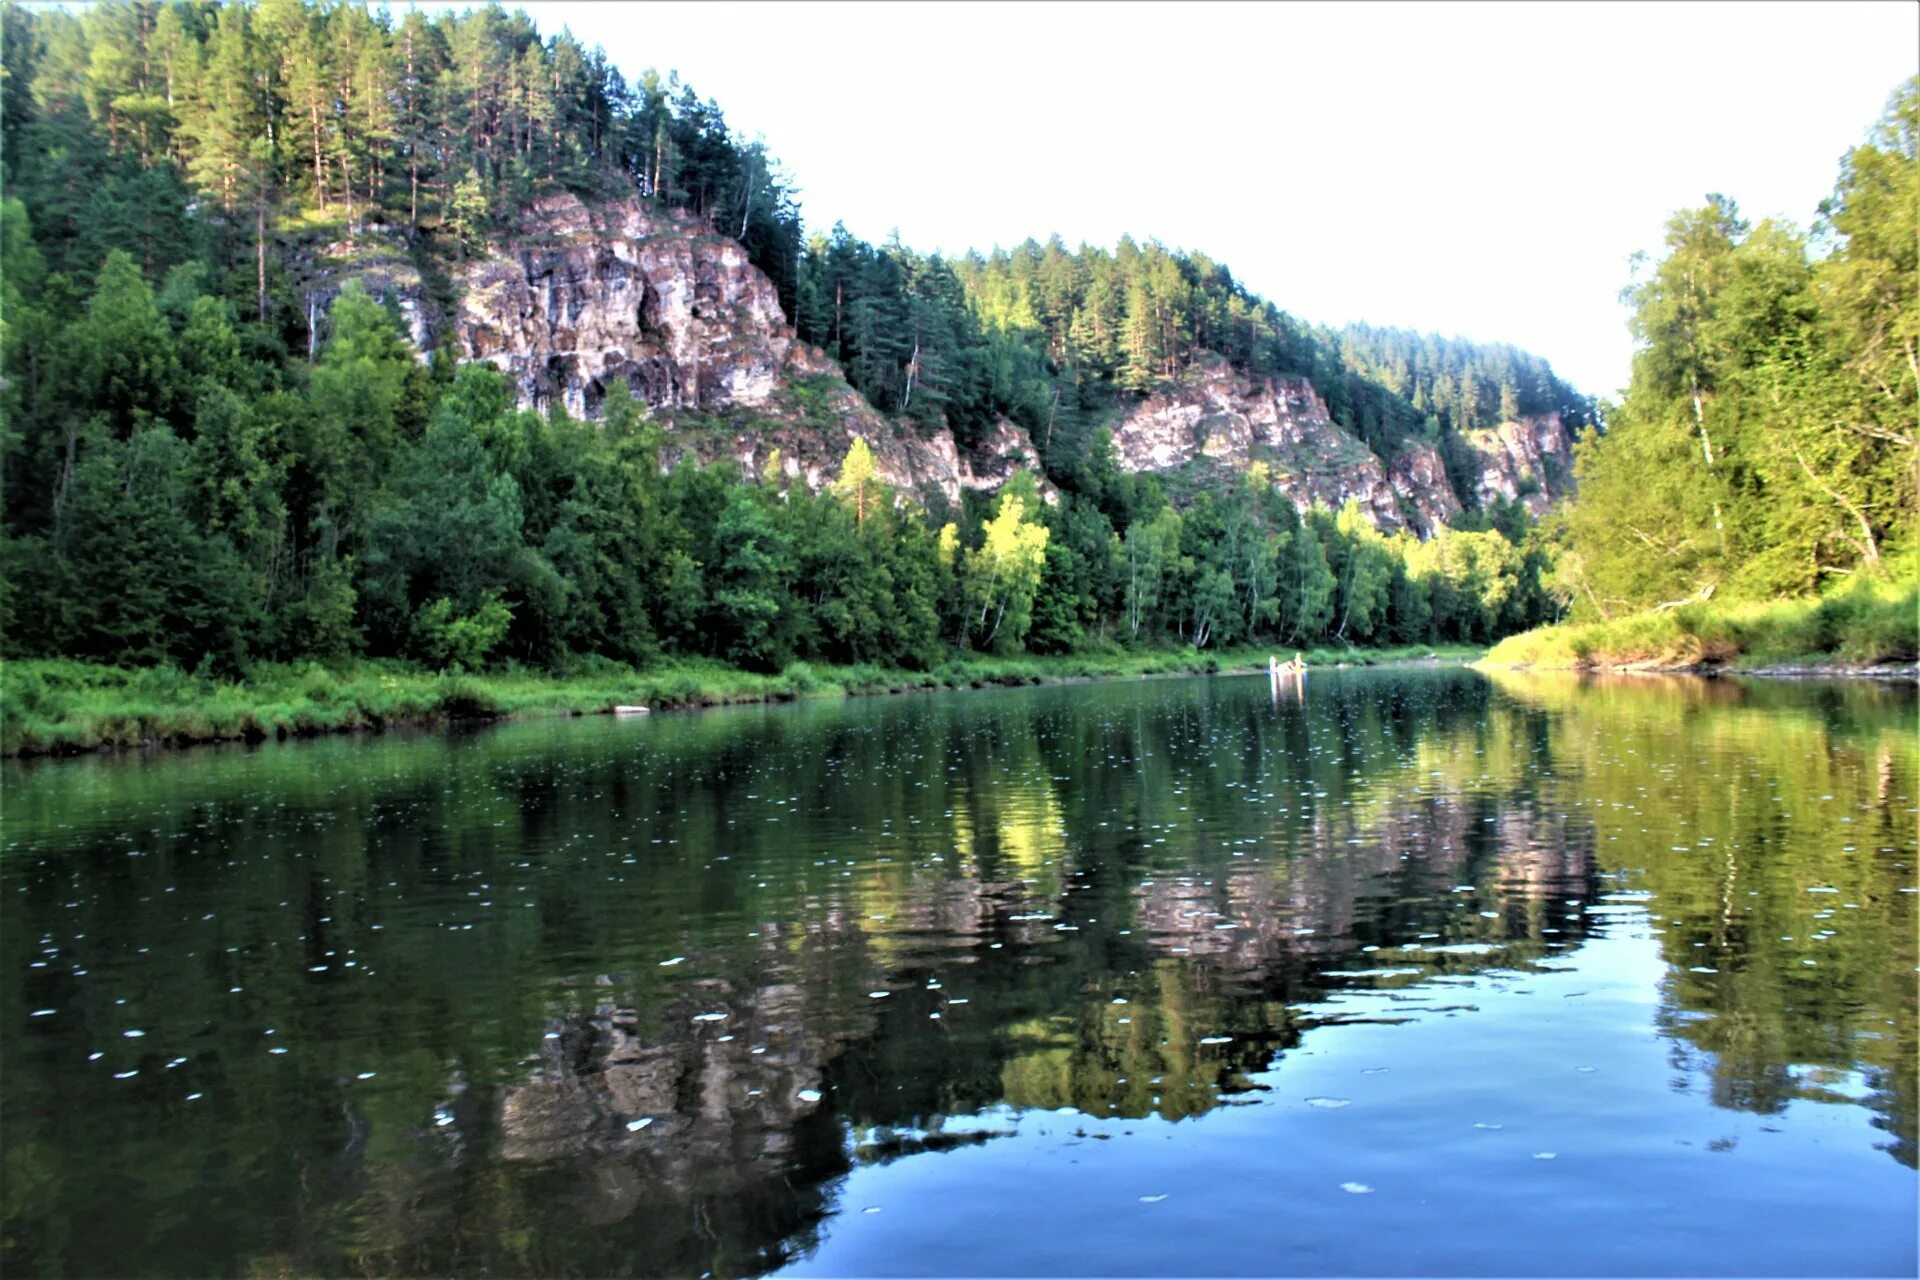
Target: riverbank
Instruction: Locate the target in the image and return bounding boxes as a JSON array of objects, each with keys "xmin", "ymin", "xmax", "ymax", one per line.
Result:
[
  {"xmin": 1, "ymin": 645, "xmax": 1481, "ymax": 758},
  {"xmin": 1479, "ymin": 576, "xmax": 1918, "ymax": 675}
]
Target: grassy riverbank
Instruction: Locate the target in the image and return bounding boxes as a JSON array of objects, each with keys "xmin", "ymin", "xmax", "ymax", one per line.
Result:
[
  {"xmin": 1480, "ymin": 576, "xmax": 1918, "ymax": 673},
  {"xmin": 1, "ymin": 644, "xmax": 1480, "ymax": 758}
]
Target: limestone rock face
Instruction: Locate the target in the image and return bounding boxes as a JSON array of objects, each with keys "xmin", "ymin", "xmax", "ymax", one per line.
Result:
[
  {"xmin": 303, "ymin": 193, "xmax": 1050, "ymax": 508},
  {"xmin": 656, "ymin": 358, "xmax": 1057, "ymax": 511},
  {"xmin": 1110, "ymin": 361, "xmax": 1456, "ymax": 536},
  {"xmin": 1464, "ymin": 413, "xmax": 1577, "ymax": 515},
  {"xmin": 453, "ymin": 193, "xmax": 792, "ymax": 418},
  {"xmin": 1388, "ymin": 443, "xmax": 1464, "ymax": 534},
  {"xmin": 297, "ymin": 197, "xmax": 1567, "ymax": 529}
]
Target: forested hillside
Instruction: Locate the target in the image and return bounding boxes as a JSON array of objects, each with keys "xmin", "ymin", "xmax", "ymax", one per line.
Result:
[
  {"xmin": 784, "ymin": 227, "xmax": 1595, "ymax": 488},
  {"xmin": 0, "ymin": 0, "xmax": 1654, "ymax": 687}
]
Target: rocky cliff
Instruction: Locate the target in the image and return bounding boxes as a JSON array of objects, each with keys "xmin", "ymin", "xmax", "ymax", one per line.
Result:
[
  {"xmin": 1107, "ymin": 360, "xmax": 1579, "ymax": 533},
  {"xmin": 1107, "ymin": 361, "xmax": 1462, "ymax": 536},
  {"xmin": 301, "ymin": 195, "xmax": 1568, "ymax": 531},
  {"xmin": 302, "ymin": 194, "xmax": 1045, "ymax": 509},
  {"xmin": 1464, "ymin": 412, "xmax": 1577, "ymax": 516}
]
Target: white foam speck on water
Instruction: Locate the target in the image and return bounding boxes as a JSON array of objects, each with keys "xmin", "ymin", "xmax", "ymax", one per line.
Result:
[
  {"xmin": 1361, "ymin": 1067, "xmax": 1390, "ymax": 1075},
  {"xmin": 1306, "ymin": 1097, "xmax": 1352, "ymax": 1109},
  {"xmin": 88, "ymin": 1052, "xmax": 104, "ymax": 1061},
  {"xmin": 660, "ymin": 956, "xmax": 686, "ymax": 966},
  {"xmin": 357, "ymin": 1072, "xmax": 376, "ymax": 1080},
  {"xmin": 113, "ymin": 1070, "xmax": 138, "ymax": 1079},
  {"xmin": 626, "ymin": 1118, "xmax": 653, "ymax": 1132},
  {"xmin": 1139, "ymin": 1194, "xmax": 1168, "ymax": 1203},
  {"xmin": 868, "ymin": 991, "xmax": 889, "ymax": 998},
  {"xmin": 797, "ymin": 1089, "xmax": 822, "ymax": 1103},
  {"xmin": 185, "ymin": 1092, "xmax": 203, "ymax": 1101},
  {"xmin": 863, "ymin": 1206, "xmax": 882, "ymax": 1214},
  {"xmin": 1340, "ymin": 1182, "xmax": 1373, "ymax": 1194},
  {"xmin": 434, "ymin": 1110, "xmax": 454, "ymax": 1127},
  {"xmin": 1200, "ymin": 1036, "xmax": 1233, "ymax": 1045},
  {"xmin": 1533, "ymin": 1152, "xmax": 1557, "ymax": 1160},
  {"xmin": 692, "ymin": 1012, "xmax": 727, "ymax": 1023},
  {"xmin": 31, "ymin": 1009, "xmax": 56, "ymax": 1018},
  {"xmin": 123, "ymin": 1029, "xmax": 145, "ymax": 1038}
]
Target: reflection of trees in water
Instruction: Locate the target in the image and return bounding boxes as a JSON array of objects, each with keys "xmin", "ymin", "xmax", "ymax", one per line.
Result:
[
  {"xmin": 445, "ymin": 762, "xmax": 1606, "ymax": 1278},
  {"xmin": 9, "ymin": 671, "xmax": 1912, "ymax": 1278},
  {"xmin": 450, "ymin": 671, "xmax": 1912, "ymax": 1280},
  {"xmin": 1489, "ymin": 671, "xmax": 1918, "ymax": 1168}
]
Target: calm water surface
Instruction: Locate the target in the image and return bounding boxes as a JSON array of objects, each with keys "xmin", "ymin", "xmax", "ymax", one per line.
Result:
[{"xmin": 3, "ymin": 669, "xmax": 1914, "ymax": 1276}]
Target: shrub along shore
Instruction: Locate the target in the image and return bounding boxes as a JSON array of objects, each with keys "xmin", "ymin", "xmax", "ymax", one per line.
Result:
[
  {"xmin": 1479, "ymin": 576, "xmax": 1918, "ymax": 674},
  {"xmin": 1, "ymin": 645, "xmax": 1480, "ymax": 759}
]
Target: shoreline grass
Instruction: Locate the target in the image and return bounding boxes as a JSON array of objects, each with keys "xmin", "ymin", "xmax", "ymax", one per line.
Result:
[
  {"xmin": 1, "ymin": 644, "xmax": 1480, "ymax": 759},
  {"xmin": 1479, "ymin": 576, "xmax": 1918, "ymax": 674}
]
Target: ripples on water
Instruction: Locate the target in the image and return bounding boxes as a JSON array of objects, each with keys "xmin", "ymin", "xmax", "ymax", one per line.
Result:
[{"xmin": 2, "ymin": 669, "xmax": 1914, "ymax": 1276}]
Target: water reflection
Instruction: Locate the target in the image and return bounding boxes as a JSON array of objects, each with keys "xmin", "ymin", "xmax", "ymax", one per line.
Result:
[{"xmin": 2, "ymin": 669, "xmax": 1913, "ymax": 1276}]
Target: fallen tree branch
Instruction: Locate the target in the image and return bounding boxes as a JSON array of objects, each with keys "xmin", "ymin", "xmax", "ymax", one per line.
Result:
[{"xmin": 1650, "ymin": 583, "xmax": 1716, "ymax": 613}]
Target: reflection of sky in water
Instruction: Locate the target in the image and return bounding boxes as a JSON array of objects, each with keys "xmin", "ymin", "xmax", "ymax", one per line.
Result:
[
  {"xmin": 789, "ymin": 924, "xmax": 1907, "ymax": 1279},
  {"xmin": 3, "ymin": 668, "xmax": 1914, "ymax": 1277}
]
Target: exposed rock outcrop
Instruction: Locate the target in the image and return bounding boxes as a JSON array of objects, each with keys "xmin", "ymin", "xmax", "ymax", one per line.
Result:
[
  {"xmin": 455, "ymin": 194, "xmax": 791, "ymax": 417},
  {"xmin": 1387, "ymin": 443, "xmax": 1464, "ymax": 537},
  {"xmin": 1109, "ymin": 361, "xmax": 1459, "ymax": 536},
  {"xmin": 1464, "ymin": 413, "xmax": 1577, "ymax": 515},
  {"xmin": 298, "ymin": 196, "xmax": 1567, "ymax": 530},
  {"xmin": 302, "ymin": 194, "xmax": 1050, "ymax": 509}
]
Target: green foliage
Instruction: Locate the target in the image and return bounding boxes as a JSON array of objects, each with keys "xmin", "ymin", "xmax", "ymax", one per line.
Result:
[
  {"xmin": 707, "ymin": 485, "xmax": 793, "ymax": 670},
  {"xmin": 962, "ymin": 486, "xmax": 1051, "ymax": 653},
  {"xmin": 1484, "ymin": 571, "xmax": 1919, "ymax": 669},
  {"xmin": 2, "ymin": 0, "xmax": 805, "ymax": 313},
  {"xmin": 1558, "ymin": 80, "xmax": 1918, "ymax": 619},
  {"xmin": 411, "ymin": 591, "xmax": 513, "ymax": 671},
  {"xmin": 0, "ymin": 0, "xmax": 1604, "ymax": 691},
  {"xmin": 0, "ymin": 644, "xmax": 1486, "ymax": 757},
  {"xmin": 795, "ymin": 226, "xmax": 1586, "ymax": 511},
  {"xmin": 445, "ymin": 167, "xmax": 489, "ymax": 255}
]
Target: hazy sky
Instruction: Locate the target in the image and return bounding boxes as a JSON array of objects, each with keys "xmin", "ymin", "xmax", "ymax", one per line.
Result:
[{"xmin": 430, "ymin": 1, "xmax": 1915, "ymax": 396}]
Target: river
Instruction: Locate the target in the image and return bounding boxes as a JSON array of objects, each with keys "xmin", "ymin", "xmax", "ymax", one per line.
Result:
[{"xmin": 3, "ymin": 668, "xmax": 1914, "ymax": 1276}]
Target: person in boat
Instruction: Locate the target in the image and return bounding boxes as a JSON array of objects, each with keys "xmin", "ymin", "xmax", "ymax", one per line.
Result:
[{"xmin": 1270, "ymin": 653, "xmax": 1308, "ymax": 679}]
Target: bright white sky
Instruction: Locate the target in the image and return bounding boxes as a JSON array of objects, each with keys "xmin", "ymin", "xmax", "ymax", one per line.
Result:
[{"xmin": 422, "ymin": 1, "xmax": 1915, "ymax": 397}]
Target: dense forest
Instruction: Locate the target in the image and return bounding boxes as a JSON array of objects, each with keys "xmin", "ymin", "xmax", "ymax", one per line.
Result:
[
  {"xmin": 1549, "ymin": 80, "xmax": 1917, "ymax": 617},
  {"xmin": 0, "ymin": 0, "xmax": 1578, "ymax": 679},
  {"xmin": 2, "ymin": 0, "xmax": 1905, "ymax": 689}
]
